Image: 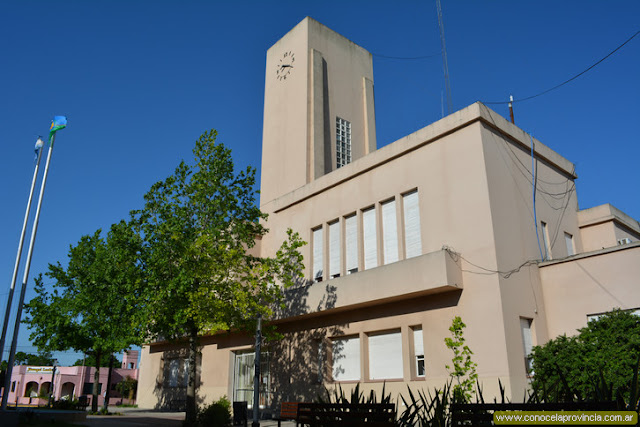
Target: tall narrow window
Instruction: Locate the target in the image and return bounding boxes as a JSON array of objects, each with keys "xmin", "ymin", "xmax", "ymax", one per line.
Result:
[
  {"xmin": 520, "ymin": 318, "xmax": 533, "ymax": 375},
  {"xmin": 345, "ymin": 215, "xmax": 358, "ymax": 274},
  {"xmin": 564, "ymin": 232, "xmax": 574, "ymax": 256},
  {"xmin": 368, "ymin": 330, "xmax": 403, "ymax": 380},
  {"xmin": 168, "ymin": 359, "xmax": 179, "ymax": 387},
  {"xmin": 336, "ymin": 117, "xmax": 352, "ymax": 168},
  {"xmin": 312, "ymin": 227, "xmax": 323, "ymax": 282},
  {"xmin": 329, "ymin": 221, "xmax": 340, "ymax": 279},
  {"xmin": 382, "ymin": 200, "xmax": 399, "ymax": 265},
  {"xmin": 332, "ymin": 336, "xmax": 360, "ymax": 381},
  {"xmin": 403, "ymin": 191, "xmax": 422, "ymax": 259},
  {"xmin": 363, "ymin": 208, "xmax": 377, "ymax": 270},
  {"xmin": 541, "ymin": 221, "xmax": 551, "ymax": 260},
  {"xmin": 413, "ymin": 327, "xmax": 425, "ymax": 377}
]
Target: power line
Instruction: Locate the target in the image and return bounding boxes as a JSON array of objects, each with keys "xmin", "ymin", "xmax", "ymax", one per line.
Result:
[
  {"xmin": 372, "ymin": 52, "xmax": 440, "ymax": 60},
  {"xmin": 484, "ymin": 29, "xmax": 640, "ymax": 105}
]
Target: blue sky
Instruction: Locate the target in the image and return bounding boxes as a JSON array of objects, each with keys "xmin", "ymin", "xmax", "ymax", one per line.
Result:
[{"xmin": 1, "ymin": 1, "xmax": 639, "ymax": 365}]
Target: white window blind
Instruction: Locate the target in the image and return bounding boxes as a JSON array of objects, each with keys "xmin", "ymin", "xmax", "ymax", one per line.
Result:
[
  {"xmin": 368, "ymin": 331, "xmax": 403, "ymax": 380},
  {"xmin": 541, "ymin": 221, "xmax": 551, "ymax": 260},
  {"xmin": 363, "ymin": 208, "xmax": 377, "ymax": 270},
  {"xmin": 313, "ymin": 227, "xmax": 323, "ymax": 282},
  {"xmin": 520, "ymin": 318, "xmax": 533, "ymax": 373},
  {"xmin": 345, "ymin": 215, "xmax": 358, "ymax": 274},
  {"xmin": 403, "ymin": 191, "xmax": 422, "ymax": 259},
  {"xmin": 329, "ymin": 221, "xmax": 340, "ymax": 278},
  {"xmin": 382, "ymin": 200, "xmax": 398, "ymax": 265},
  {"xmin": 182, "ymin": 359, "xmax": 190, "ymax": 387},
  {"xmin": 564, "ymin": 232, "xmax": 574, "ymax": 256},
  {"xmin": 332, "ymin": 336, "xmax": 360, "ymax": 381},
  {"xmin": 413, "ymin": 327, "xmax": 425, "ymax": 377}
]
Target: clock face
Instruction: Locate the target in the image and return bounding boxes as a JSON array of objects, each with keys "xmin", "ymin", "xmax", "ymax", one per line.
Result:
[{"xmin": 276, "ymin": 50, "xmax": 295, "ymax": 81}]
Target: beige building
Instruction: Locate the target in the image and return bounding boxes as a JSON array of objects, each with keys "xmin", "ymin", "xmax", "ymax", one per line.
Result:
[{"xmin": 138, "ymin": 17, "xmax": 640, "ymax": 413}]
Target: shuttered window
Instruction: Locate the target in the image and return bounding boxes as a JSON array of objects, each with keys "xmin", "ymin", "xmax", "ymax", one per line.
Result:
[
  {"xmin": 332, "ymin": 336, "xmax": 360, "ymax": 381},
  {"xmin": 564, "ymin": 232, "xmax": 574, "ymax": 256},
  {"xmin": 312, "ymin": 227, "xmax": 323, "ymax": 282},
  {"xmin": 329, "ymin": 221, "xmax": 340, "ymax": 278},
  {"xmin": 382, "ymin": 200, "xmax": 398, "ymax": 265},
  {"xmin": 345, "ymin": 215, "xmax": 358, "ymax": 274},
  {"xmin": 363, "ymin": 208, "xmax": 377, "ymax": 270},
  {"xmin": 520, "ymin": 318, "xmax": 533, "ymax": 374},
  {"xmin": 413, "ymin": 327, "xmax": 425, "ymax": 377},
  {"xmin": 403, "ymin": 191, "xmax": 422, "ymax": 259},
  {"xmin": 368, "ymin": 330, "xmax": 403, "ymax": 380}
]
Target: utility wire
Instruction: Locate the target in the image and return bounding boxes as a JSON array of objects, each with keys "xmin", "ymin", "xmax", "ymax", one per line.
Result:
[
  {"xmin": 372, "ymin": 52, "xmax": 440, "ymax": 60},
  {"xmin": 484, "ymin": 29, "xmax": 640, "ymax": 105}
]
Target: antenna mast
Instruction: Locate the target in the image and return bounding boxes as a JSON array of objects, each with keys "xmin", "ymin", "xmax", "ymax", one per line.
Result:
[{"xmin": 436, "ymin": 0, "xmax": 453, "ymax": 115}]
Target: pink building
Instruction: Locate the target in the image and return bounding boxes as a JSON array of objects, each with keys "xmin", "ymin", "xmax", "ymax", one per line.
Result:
[{"xmin": 5, "ymin": 350, "xmax": 139, "ymax": 407}]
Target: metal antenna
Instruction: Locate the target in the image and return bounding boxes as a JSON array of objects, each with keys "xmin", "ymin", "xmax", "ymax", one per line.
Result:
[{"xmin": 436, "ymin": 0, "xmax": 453, "ymax": 115}]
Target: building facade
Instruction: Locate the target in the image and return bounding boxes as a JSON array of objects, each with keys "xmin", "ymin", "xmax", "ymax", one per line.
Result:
[
  {"xmin": 6, "ymin": 350, "xmax": 139, "ymax": 407},
  {"xmin": 137, "ymin": 17, "xmax": 640, "ymax": 413}
]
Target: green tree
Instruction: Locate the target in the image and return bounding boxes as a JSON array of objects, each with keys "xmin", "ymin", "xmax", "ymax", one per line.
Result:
[
  {"xmin": 116, "ymin": 376, "xmax": 138, "ymax": 400},
  {"xmin": 133, "ymin": 130, "xmax": 304, "ymax": 425},
  {"xmin": 531, "ymin": 309, "xmax": 640, "ymax": 400},
  {"xmin": 24, "ymin": 221, "xmax": 145, "ymax": 412},
  {"xmin": 444, "ymin": 316, "xmax": 478, "ymax": 402},
  {"xmin": 14, "ymin": 350, "xmax": 56, "ymax": 366},
  {"xmin": 73, "ymin": 354, "xmax": 121, "ymax": 368}
]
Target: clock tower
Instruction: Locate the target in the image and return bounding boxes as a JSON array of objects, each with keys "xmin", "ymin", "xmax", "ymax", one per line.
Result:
[{"xmin": 260, "ymin": 17, "xmax": 377, "ymax": 207}]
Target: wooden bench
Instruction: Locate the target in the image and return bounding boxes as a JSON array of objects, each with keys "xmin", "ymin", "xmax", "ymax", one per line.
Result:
[
  {"xmin": 297, "ymin": 402, "xmax": 396, "ymax": 426},
  {"xmin": 273, "ymin": 402, "xmax": 303, "ymax": 427}
]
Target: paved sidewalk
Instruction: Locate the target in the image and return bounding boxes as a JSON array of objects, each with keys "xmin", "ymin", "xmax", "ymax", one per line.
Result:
[{"xmin": 82, "ymin": 407, "xmax": 296, "ymax": 426}]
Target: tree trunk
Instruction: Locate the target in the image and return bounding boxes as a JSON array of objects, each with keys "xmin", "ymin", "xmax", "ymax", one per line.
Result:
[
  {"xmin": 185, "ymin": 324, "xmax": 198, "ymax": 425},
  {"xmin": 91, "ymin": 352, "xmax": 101, "ymax": 412},
  {"xmin": 102, "ymin": 354, "xmax": 114, "ymax": 412}
]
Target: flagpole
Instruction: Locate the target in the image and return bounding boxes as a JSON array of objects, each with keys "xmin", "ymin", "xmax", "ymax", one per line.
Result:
[
  {"xmin": 0, "ymin": 138, "xmax": 45, "ymax": 370},
  {"xmin": 1, "ymin": 132, "xmax": 58, "ymax": 410}
]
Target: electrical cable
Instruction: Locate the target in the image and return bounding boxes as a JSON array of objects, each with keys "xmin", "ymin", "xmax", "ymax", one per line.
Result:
[
  {"xmin": 371, "ymin": 52, "xmax": 441, "ymax": 60},
  {"xmin": 483, "ymin": 29, "xmax": 640, "ymax": 105},
  {"xmin": 443, "ymin": 246, "xmax": 539, "ymax": 279},
  {"xmin": 531, "ymin": 135, "xmax": 545, "ymax": 260}
]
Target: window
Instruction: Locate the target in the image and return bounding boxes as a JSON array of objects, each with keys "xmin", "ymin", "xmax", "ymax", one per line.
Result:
[
  {"xmin": 520, "ymin": 318, "xmax": 533, "ymax": 375},
  {"xmin": 83, "ymin": 382, "xmax": 102, "ymax": 395},
  {"xmin": 368, "ymin": 330, "xmax": 403, "ymax": 380},
  {"xmin": 168, "ymin": 358, "xmax": 179, "ymax": 387},
  {"xmin": 363, "ymin": 208, "xmax": 377, "ymax": 270},
  {"xmin": 332, "ymin": 336, "xmax": 360, "ymax": 381},
  {"xmin": 403, "ymin": 191, "xmax": 422, "ymax": 259},
  {"xmin": 382, "ymin": 200, "xmax": 399, "ymax": 265},
  {"xmin": 11, "ymin": 381, "xmax": 16, "ymax": 393},
  {"xmin": 233, "ymin": 351, "xmax": 271, "ymax": 409},
  {"xmin": 564, "ymin": 232, "xmax": 574, "ymax": 256},
  {"xmin": 541, "ymin": 221, "xmax": 551, "ymax": 260},
  {"xmin": 329, "ymin": 221, "xmax": 341, "ymax": 278},
  {"xmin": 312, "ymin": 227, "xmax": 323, "ymax": 282},
  {"xmin": 336, "ymin": 117, "xmax": 352, "ymax": 168},
  {"xmin": 413, "ymin": 327, "xmax": 425, "ymax": 377},
  {"xmin": 345, "ymin": 215, "xmax": 358, "ymax": 274}
]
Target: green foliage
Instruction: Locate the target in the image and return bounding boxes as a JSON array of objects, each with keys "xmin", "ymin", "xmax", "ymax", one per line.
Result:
[
  {"xmin": 51, "ymin": 398, "xmax": 80, "ymax": 410},
  {"xmin": 444, "ymin": 316, "xmax": 478, "ymax": 402},
  {"xmin": 530, "ymin": 309, "xmax": 640, "ymax": 401},
  {"xmin": 398, "ymin": 381, "xmax": 452, "ymax": 427},
  {"xmin": 14, "ymin": 350, "xmax": 56, "ymax": 366},
  {"xmin": 73, "ymin": 354, "xmax": 121, "ymax": 368},
  {"xmin": 24, "ymin": 220, "xmax": 145, "ymax": 412},
  {"xmin": 196, "ymin": 396, "xmax": 232, "ymax": 427},
  {"xmin": 319, "ymin": 383, "xmax": 393, "ymax": 405},
  {"xmin": 132, "ymin": 129, "xmax": 305, "ymax": 424},
  {"xmin": 116, "ymin": 376, "xmax": 138, "ymax": 400}
]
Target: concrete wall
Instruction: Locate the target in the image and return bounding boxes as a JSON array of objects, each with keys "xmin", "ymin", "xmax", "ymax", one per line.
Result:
[{"xmin": 539, "ymin": 243, "xmax": 640, "ymax": 339}]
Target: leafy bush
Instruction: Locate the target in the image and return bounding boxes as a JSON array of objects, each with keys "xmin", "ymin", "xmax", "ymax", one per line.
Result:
[
  {"xmin": 444, "ymin": 316, "xmax": 478, "ymax": 403},
  {"xmin": 196, "ymin": 396, "xmax": 232, "ymax": 427},
  {"xmin": 52, "ymin": 398, "xmax": 80, "ymax": 410},
  {"xmin": 531, "ymin": 309, "xmax": 640, "ymax": 401}
]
